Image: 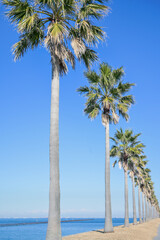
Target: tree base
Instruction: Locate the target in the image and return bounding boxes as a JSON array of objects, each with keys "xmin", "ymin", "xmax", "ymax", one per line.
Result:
[
  {"xmin": 104, "ymin": 230, "xmax": 114, "ymax": 233},
  {"xmin": 104, "ymin": 225, "xmax": 114, "ymax": 233},
  {"xmin": 124, "ymin": 224, "xmax": 129, "ymax": 227}
]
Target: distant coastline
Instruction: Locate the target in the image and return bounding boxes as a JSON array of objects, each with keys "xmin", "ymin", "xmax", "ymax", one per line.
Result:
[{"xmin": 0, "ymin": 218, "xmax": 95, "ymax": 227}]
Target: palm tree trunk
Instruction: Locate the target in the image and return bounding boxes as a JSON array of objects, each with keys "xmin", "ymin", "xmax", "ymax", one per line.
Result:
[
  {"xmin": 149, "ymin": 202, "xmax": 151, "ymax": 220},
  {"xmin": 138, "ymin": 186, "xmax": 142, "ymax": 223},
  {"xmin": 132, "ymin": 174, "xmax": 137, "ymax": 225},
  {"xmin": 153, "ymin": 206, "xmax": 154, "ymax": 219},
  {"xmin": 145, "ymin": 196, "xmax": 148, "ymax": 221},
  {"xmin": 124, "ymin": 169, "xmax": 129, "ymax": 227},
  {"xmin": 104, "ymin": 118, "xmax": 113, "ymax": 233},
  {"xmin": 142, "ymin": 192, "xmax": 145, "ymax": 222},
  {"xmin": 46, "ymin": 55, "xmax": 62, "ymax": 240},
  {"xmin": 147, "ymin": 201, "xmax": 150, "ymax": 221}
]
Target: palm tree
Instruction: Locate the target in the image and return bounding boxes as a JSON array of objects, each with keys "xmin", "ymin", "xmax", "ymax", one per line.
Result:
[
  {"xmin": 139, "ymin": 166, "xmax": 149, "ymax": 222},
  {"xmin": 134, "ymin": 176, "xmax": 142, "ymax": 223},
  {"xmin": 143, "ymin": 168, "xmax": 151, "ymax": 221},
  {"xmin": 138, "ymin": 162, "xmax": 160, "ymax": 222},
  {"xmin": 78, "ymin": 64, "xmax": 134, "ymax": 232},
  {"xmin": 141, "ymin": 179, "xmax": 146, "ymax": 222},
  {"xmin": 134, "ymin": 155, "xmax": 148, "ymax": 224},
  {"xmin": 142, "ymin": 192, "xmax": 146, "ymax": 221},
  {"xmin": 110, "ymin": 129, "xmax": 143, "ymax": 227},
  {"xmin": 128, "ymin": 149, "xmax": 145, "ymax": 225},
  {"xmin": 145, "ymin": 178, "xmax": 154, "ymax": 220},
  {"xmin": 2, "ymin": 1, "xmax": 109, "ymax": 239},
  {"xmin": 136, "ymin": 168, "xmax": 156, "ymax": 223},
  {"xmin": 152, "ymin": 195, "xmax": 159, "ymax": 218}
]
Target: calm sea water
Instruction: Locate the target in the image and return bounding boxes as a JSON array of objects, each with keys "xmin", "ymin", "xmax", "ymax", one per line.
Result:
[{"xmin": 0, "ymin": 218, "xmax": 135, "ymax": 240}]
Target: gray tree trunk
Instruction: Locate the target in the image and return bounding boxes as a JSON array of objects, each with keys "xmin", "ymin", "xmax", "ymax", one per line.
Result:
[
  {"xmin": 104, "ymin": 118, "xmax": 113, "ymax": 233},
  {"xmin": 132, "ymin": 175, "xmax": 137, "ymax": 225},
  {"xmin": 142, "ymin": 192, "xmax": 145, "ymax": 222},
  {"xmin": 138, "ymin": 186, "xmax": 142, "ymax": 223},
  {"xmin": 46, "ymin": 56, "xmax": 62, "ymax": 240},
  {"xmin": 124, "ymin": 169, "xmax": 129, "ymax": 227},
  {"xmin": 145, "ymin": 196, "xmax": 148, "ymax": 221},
  {"xmin": 147, "ymin": 201, "xmax": 150, "ymax": 221},
  {"xmin": 149, "ymin": 202, "xmax": 151, "ymax": 220}
]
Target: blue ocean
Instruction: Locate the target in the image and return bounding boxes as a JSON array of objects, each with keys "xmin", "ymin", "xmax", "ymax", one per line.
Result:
[{"xmin": 0, "ymin": 218, "xmax": 135, "ymax": 240}]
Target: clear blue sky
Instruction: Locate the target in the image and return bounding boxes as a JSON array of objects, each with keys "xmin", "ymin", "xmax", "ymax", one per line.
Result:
[{"xmin": 0, "ymin": 0, "xmax": 160, "ymax": 218}]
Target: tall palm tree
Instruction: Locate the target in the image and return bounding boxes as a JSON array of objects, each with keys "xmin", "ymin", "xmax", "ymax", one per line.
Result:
[
  {"xmin": 146, "ymin": 179, "xmax": 154, "ymax": 220},
  {"xmin": 2, "ymin": 1, "xmax": 109, "ymax": 239},
  {"xmin": 140, "ymin": 171, "xmax": 146, "ymax": 222},
  {"xmin": 152, "ymin": 195, "xmax": 159, "ymax": 218},
  {"xmin": 134, "ymin": 155, "xmax": 148, "ymax": 223},
  {"xmin": 110, "ymin": 129, "xmax": 143, "ymax": 227},
  {"xmin": 139, "ymin": 164, "xmax": 160, "ymax": 222},
  {"xmin": 135, "ymin": 176, "xmax": 142, "ymax": 223},
  {"xmin": 143, "ymin": 168, "xmax": 151, "ymax": 221},
  {"xmin": 130, "ymin": 168, "xmax": 137, "ymax": 224},
  {"xmin": 128, "ymin": 152, "xmax": 145, "ymax": 225},
  {"xmin": 78, "ymin": 64, "xmax": 134, "ymax": 232},
  {"xmin": 128, "ymin": 150, "xmax": 146, "ymax": 225},
  {"xmin": 139, "ymin": 166, "xmax": 150, "ymax": 222}
]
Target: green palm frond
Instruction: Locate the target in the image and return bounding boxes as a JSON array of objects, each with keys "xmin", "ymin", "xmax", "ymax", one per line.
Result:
[
  {"xmin": 89, "ymin": 25, "xmax": 105, "ymax": 42},
  {"xmin": 80, "ymin": 48, "xmax": 98, "ymax": 69},
  {"xmin": 118, "ymin": 110, "xmax": 129, "ymax": 121},
  {"xmin": 117, "ymin": 103, "xmax": 128, "ymax": 113},
  {"xmin": 18, "ymin": 13, "xmax": 39, "ymax": 32},
  {"xmin": 3, "ymin": 0, "xmax": 35, "ymax": 23},
  {"xmin": 110, "ymin": 137, "xmax": 118, "ymax": 145},
  {"xmin": 12, "ymin": 36, "xmax": 29, "ymax": 60},
  {"xmin": 84, "ymin": 71, "xmax": 100, "ymax": 85},
  {"xmin": 84, "ymin": 99, "xmax": 100, "ymax": 119},
  {"xmin": 112, "ymin": 160, "xmax": 117, "ymax": 167},
  {"xmin": 112, "ymin": 67, "xmax": 124, "ymax": 82},
  {"xmin": 77, "ymin": 86, "xmax": 90, "ymax": 95},
  {"xmin": 12, "ymin": 24, "xmax": 45, "ymax": 60},
  {"xmin": 110, "ymin": 146, "xmax": 119, "ymax": 157},
  {"xmin": 120, "ymin": 95, "xmax": 135, "ymax": 105},
  {"xmin": 79, "ymin": 0, "xmax": 109, "ymax": 20},
  {"xmin": 118, "ymin": 82, "xmax": 135, "ymax": 94},
  {"xmin": 37, "ymin": 0, "xmax": 55, "ymax": 8},
  {"xmin": 51, "ymin": 22, "xmax": 67, "ymax": 37}
]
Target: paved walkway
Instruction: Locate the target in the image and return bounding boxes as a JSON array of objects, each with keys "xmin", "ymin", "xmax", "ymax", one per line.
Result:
[
  {"xmin": 63, "ymin": 219, "xmax": 160, "ymax": 240},
  {"xmin": 153, "ymin": 225, "xmax": 160, "ymax": 240}
]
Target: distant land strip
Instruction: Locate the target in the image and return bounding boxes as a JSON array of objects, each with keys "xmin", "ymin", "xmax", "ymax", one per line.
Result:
[{"xmin": 0, "ymin": 219, "xmax": 94, "ymax": 227}]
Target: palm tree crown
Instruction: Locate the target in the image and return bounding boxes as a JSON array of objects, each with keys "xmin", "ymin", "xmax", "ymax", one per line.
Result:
[
  {"xmin": 77, "ymin": 63, "xmax": 135, "ymax": 124},
  {"xmin": 3, "ymin": 0, "xmax": 108, "ymax": 70},
  {"xmin": 134, "ymin": 155, "xmax": 148, "ymax": 186},
  {"xmin": 111, "ymin": 128, "xmax": 144, "ymax": 170}
]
